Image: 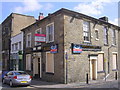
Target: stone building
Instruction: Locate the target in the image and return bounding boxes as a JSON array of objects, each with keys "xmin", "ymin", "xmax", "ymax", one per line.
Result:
[
  {"xmin": 22, "ymin": 8, "xmax": 119, "ymax": 83},
  {"xmin": 2, "ymin": 13, "xmax": 36, "ymax": 70}
]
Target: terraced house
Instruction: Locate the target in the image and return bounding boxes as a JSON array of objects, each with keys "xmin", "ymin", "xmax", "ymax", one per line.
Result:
[
  {"xmin": 21, "ymin": 8, "xmax": 119, "ymax": 84},
  {"xmin": 2, "ymin": 13, "xmax": 36, "ymax": 70}
]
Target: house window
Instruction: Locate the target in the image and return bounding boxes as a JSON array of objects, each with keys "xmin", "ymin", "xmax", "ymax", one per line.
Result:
[
  {"xmin": 104, "ymin": 27, "xmax": 108, "ymax": 45},
  {"xmin": 95, "ymin": 29, "xmax": 99, "ymax": 40},
  {"xmin": 112, "ymin": 53, "xmax": 117, "ymax": 70},
  {"xmin": 97, "ymin": 53, "xmax": 104, "ymax": 72},
  {"xmin": 26, "ymin": 33, "xmax": 31, "ymax": 47},
  {"xmin": 12, "ymin": 44, "xmax": 14, "ymax": 51},
  {"xmin": 46, "ymin": 52, "xmax": 54, "ymax": 73},
  {"xmin": 35, "ymin": 28, "xmax": 42, "ymax": 46},
  {"xmin": 83, "ymin": 21, "xmax": 90, "ymax": 42},
  {"xmin": 46, "ymin": 23, "xmax": 54, "ymax": 43},
  {"xmin": 112, "ymin": 29, "xmax": 116, "ymax": 45},
  {"xmin": 19, "ymin": 42, "xmax": 21, "ymax": 50},
  {"xmin": 15, "ymin": 43, "xmax": 18, "ymax": 51},
  {"xmin": 26, "ymin": 54, "xmax": 31, "ymax": 70}
]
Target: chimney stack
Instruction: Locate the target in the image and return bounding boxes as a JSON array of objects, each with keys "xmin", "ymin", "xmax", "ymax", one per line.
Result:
[
  {"xmin": 38, "ymin": 13, "xmax": 44, "ymax": 20},
  {"xmin": 99, "ymin": 16, "xmax": 108, "ymax": 22}
]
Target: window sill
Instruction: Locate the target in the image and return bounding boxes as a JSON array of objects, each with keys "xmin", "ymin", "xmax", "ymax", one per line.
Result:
[
  {"xmin": 46, "ymin": 72, "xmax": 54, "ymax": 75},
  {"xmin": 95, "ymin": 38, "xmax": 99, "ymax": 41},
  {"xmin": 83, "ymin": 41, "xmax": 91, "ymax": 44},
  {"xmin": 104, "ymin": 44, "xmax": 109, "ymax": 46},
  {"xmin": 97, "ymin": 71, "xmax": 105, "ymax": 73},
  {"xmin": 111, "ymin": 44, "xmax": 116, "ymax": 47},
  {"xmin": 112, "ymin": 69, "xmax": 118, "ymax": 71}
]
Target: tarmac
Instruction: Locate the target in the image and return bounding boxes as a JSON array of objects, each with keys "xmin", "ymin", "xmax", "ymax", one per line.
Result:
[{"xmin": 31, "ymin": 78, "xmax": 119, "ymax": 88}]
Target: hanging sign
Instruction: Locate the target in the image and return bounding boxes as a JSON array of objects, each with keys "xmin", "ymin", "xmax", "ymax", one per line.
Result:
[
  {"xmin": 50, "ymin": 44, "xmax": 58, "ymax": 53},
  {"xmin": 35, "ymin": 34, "xmax": 46, "ymax": 42},
  {"xmin": 72, "ymin": 44, "xmax": 82, "ymax": 54}
]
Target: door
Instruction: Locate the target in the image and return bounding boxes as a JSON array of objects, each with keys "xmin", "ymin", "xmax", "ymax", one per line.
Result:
[
  {"xmin": 90, "ymin": 56, "xmax": 97, "ymax": 80},
  {"xmin": 92, "ymin": 60, "xmax": 96, "ymax": 80},
  {"xmin": 38, "ymin": 58, "xmax": 41, "ymax": 78}
]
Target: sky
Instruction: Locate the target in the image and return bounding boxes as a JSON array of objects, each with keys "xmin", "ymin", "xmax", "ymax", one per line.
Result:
[{"xmin": 0, "ymin": 0, "xmax": 119, "ymax": 26}]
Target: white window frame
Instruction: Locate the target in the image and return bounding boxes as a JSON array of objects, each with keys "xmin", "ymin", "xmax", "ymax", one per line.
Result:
[
  {"xmin": 83, "ymin": 21, "xmax": 90, "ymax": 42},
  {"xmin": 35, "ymin": 28, "xmax": 42, "ymax": 46},
  {"xmin": 46, "ymin": 23, "xmax": 54, "ymax": 43},
  {"xmin": 26, "ymin": 33, "xmax": 31, "ymax": 47},
  {"xmin": 46, "ymin": 52, "xmax": 54, "ymax": 73},
  {"xmin": 26, "ymin": 54, "xmax": 31, "ymax": 70},
  {"xmin": 95, "ymin": 29, "xmax": 99, "ymax": 40},
  {"xmin": 112, "ymin": 53, "xmax": 117, "ymax": 70}
]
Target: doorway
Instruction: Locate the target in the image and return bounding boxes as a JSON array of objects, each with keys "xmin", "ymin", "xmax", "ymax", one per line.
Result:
[
  {"xmin": 90, "ymin": 56, "xmax": 97, "ymax": 80},
  {"xmin": 33, "ymin": 55, "xmax": 42, "ymax": 78}
]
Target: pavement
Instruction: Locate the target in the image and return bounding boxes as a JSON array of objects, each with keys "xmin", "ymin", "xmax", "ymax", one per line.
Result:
[{"xmin": 31, "ymin": 78, "xmax": 119, "ymax": 88}]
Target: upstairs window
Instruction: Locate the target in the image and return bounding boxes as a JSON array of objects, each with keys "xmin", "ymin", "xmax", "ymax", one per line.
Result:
[
  {"xmin": 95, "ymin": 29, "xmax": 99, "ymax": 40},
  {"xmin": 15, "ymin": 43, "xmax": 18, "ymax": 51},
  {"xmin": 19, "ymin": 41, "xmax": 22, "ymax": 50},
  {"xmin": 83, "ymin": 21, "xmax": 90, "ymax": 42},
  {"xmin": 111, "ymin": 29, "xmax": 116, "ymax": 45},
  {"xmin": 26, "ymin": 33, "xmax": 31, "ymax": 47},
  {"xmin": 35, "ymin": 28, "xmax": 42, "ymax": 46},
  {"xmin": 46, "ymin": 23, "xmax": 54, "ymax": 43},
  {"xmin": 104, "ymin": 27, "xmax": 108, "ymax": 45}
]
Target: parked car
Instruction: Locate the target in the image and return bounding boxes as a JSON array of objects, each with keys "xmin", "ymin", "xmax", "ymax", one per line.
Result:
[{"xmin": 2, "ymin": 71, "xmax": 32, "ymax": 87}]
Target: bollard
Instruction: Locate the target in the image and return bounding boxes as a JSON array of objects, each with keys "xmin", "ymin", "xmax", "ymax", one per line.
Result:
[
  {"xmin": 115, "ymin": 72, "xmax": 117, "ymax": 80},
  {"xmin": 86, "ymin": 73, "xmax": 89, "ymax": 84}
]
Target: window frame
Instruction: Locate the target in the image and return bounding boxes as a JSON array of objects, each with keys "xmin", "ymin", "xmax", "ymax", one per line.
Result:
[
  {"xmin": 26, "ymin": 33, "xmax": 31, "ymax": 47},
  {"xmin": 46, "ymin": 23, "xmax": 54, "ymax": 43},
  {"xmin": 46, "ymin": 52, "xmax": 54, "ymax": 74},
  {"xmin": 35, "ymin": 28, "xmax": 42, "ymax": 46},
  {"xmin": 111, "ymin": 29, "xmax": 116, "ymax": 45},
  {"xmin": 83, "ymin": 21, "xmax": 91, "ymax": 42},
  {"xmin": 104, "ymin": 26, "xmax": 108, "ymax": 45}
]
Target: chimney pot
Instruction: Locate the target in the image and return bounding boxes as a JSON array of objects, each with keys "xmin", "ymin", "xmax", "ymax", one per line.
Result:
[{"xmin": 38, "ymin": 12, "xmax": 44, "ymax": 20}]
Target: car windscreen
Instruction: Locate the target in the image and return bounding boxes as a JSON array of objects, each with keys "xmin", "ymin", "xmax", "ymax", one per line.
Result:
[{"xmin": 14, "ymin": 72, "xmax": 28, "ymax": 75}]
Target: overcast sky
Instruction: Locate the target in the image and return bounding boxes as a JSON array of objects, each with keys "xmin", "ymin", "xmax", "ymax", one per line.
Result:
[{"xmin": 0, "ymin": 0, "xmax": 119, "ymax": 25}]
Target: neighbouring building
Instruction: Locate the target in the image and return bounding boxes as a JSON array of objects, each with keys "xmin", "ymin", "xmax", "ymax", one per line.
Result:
[
  {"xmin": 0, "ymin": 24, "xmax": 2, "ymax": 70},
  {"xmin": 21, "ymin": 8, "xmax": 119, "ymax": 84},
  {"xmin": 10, "ymin": 32, "xmax": 23, "ymax": 71},
  {"xmin": 2, "ymin": 13, "xmax": 36, "ymax": 70}
]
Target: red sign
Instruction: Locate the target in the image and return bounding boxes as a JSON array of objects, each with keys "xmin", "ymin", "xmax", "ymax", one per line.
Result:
[{"xmin": 35, "ymin": 34, "xmax": 46, "ymax": 42}]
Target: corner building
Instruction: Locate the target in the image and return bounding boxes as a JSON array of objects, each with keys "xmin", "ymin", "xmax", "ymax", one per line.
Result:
[{"xmin": 22, "ymin": 8, "xmax": 119, "ymax": 83}]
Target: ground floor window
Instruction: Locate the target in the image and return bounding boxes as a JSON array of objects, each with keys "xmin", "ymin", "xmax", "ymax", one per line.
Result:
[
  {"xmin": 112, "ymin": 53, "xmax": 117, "ymax": 70},
  {"xmin": 97, "ymin": 53, "xmax": 104, "ymax": 72},
  {"xmin": 26, "ymin": 54, "xmax": 31, "ymax": 70},
  {"xmin": 46, "ymin": 52, "xmax": 54, "ymax": 73}
]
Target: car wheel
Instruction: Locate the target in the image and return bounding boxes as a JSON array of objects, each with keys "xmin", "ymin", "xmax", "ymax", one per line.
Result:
[
  {"xmin": 2, "ymin": 79, "xmax": 6, "ymax": 84},
  {"xmin": 9, "ymin": 81, "xmax": 14, "ymax": 87}
]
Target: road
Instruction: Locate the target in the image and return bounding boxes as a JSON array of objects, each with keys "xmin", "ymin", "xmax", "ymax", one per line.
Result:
[{"xmin": 1, "ymin": 80, "xmax": 119, "ymax": 89}]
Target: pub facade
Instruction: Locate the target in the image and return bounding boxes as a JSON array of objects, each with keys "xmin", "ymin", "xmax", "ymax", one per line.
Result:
[{"xmin": 22, "ymin": 8, "xmax": 119, "ymax": 83}]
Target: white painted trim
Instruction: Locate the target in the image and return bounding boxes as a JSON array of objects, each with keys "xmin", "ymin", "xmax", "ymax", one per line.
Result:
[
  {"xmin": 112, "ymin": 52, "xmax": 117, "ymax": 54},
  {"xmin": 46, "ymin": 52, "xmax": 54, "ymax": 73},
  {"xmin": 98, "ymin": 51, "xmax": 104, "ymax": 54},
  {"xmin": 26, "ymin": 33, "xmax": 31, "ymax": 47},
  {"xmin": 46, "ymin": 22, "xmax": 54, "ymax": 43}
]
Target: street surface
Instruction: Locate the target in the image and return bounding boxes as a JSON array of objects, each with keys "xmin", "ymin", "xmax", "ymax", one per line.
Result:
[{"xmin": 1, "ymin": 79, "xmax": 119, "ymax": 89}]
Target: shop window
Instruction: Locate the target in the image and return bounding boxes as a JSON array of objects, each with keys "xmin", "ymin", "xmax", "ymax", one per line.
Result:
[
  {"xmin": 112, "ymin": 54, "xmax": 117, "ymax": 70},
  {"xmin": 46, "ymin": 52, "xmax": 54, "ymax": 73},
  {"xmin": 97, "ymin": 53, "xmax": 104, "ymax": 72},
  {"xmin": 46, "ymin": 23, "xmax": 54, "ymax": 43},
  {"xmin": 26, "ymin": 54, "xmax": 31, "ymax": 70}
]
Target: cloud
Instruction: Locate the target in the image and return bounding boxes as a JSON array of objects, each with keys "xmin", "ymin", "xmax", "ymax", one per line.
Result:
[
  {"xmin": 74, "ymin": 0, "xmax": 112, "ymax": 16},
  {"xmin": 13, "ymin": 0, "xmax": 42, "ymax": 13},
  {"xmin": 44, "ymin": 3, "xmax": 54, "ymax": 10},
  {"xmin": 109, "ymin": 18, "xmax": 118, "ymax": 26}
]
